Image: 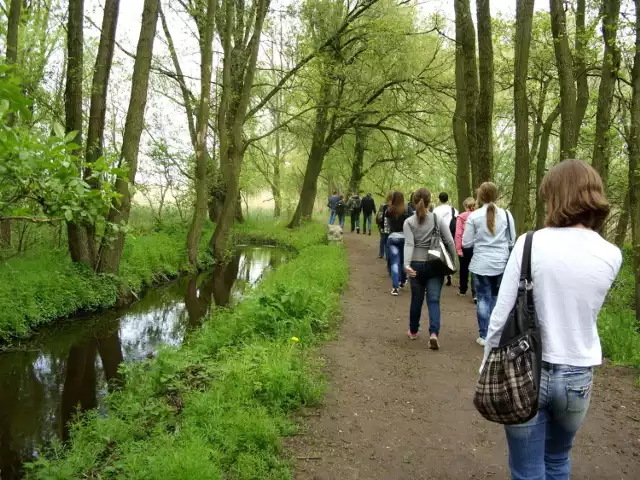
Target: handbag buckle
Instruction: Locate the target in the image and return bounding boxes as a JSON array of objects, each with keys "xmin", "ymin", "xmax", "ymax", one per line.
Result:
[{"xmin": 519, "ymin": 339, "xmax": 530, "ymax": 352}]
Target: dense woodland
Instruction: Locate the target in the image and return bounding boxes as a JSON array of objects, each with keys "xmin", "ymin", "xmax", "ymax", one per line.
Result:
[{"xmin": 0, "ymin": 0, "xmax": 639, "ymax": 313}]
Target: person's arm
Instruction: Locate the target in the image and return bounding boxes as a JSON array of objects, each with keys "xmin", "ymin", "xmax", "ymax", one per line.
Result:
[
  {"xmin": 403, "ymin": 218, "xmax": 414, "ymax": 271},
  {"xmin": 439, "ymin": 217, "xmax": 456, "ymax": 261},
  {"xmin": 462, "ymin": 214, "xmax": 476, "ymax": 248},
  {"xmin": 480, "ymin": 235, "xmax": 526, "ymax": 371},
  {"xmin": 455, "ymin": 216, "xmax": 465, "ymax": 256},
  {"xmin": 508, "ymin": 210, "xmax": 517, "ymax": 247},
  {"xmin": 373, "ymin": 200, "xmax": 377, "ymax": 214}
]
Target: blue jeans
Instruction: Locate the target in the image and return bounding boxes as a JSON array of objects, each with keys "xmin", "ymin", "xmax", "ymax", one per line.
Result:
[
  {"xmin": 378, "ymin": 231, "xmax": 387, "ymax": 258},
  {"xmin": 363, "ymin": 214, "xmax": 373, "ymax": 233},
  {"xmin": 474, "ymin": 273, "xmax": 503, "ymax": 339},
  {"xmin": 329, "ymin": 209, "xmax": 337, "ymax": 225},
  {"xmin": 338, "ymin": 214, "xmax": 345, "ymax": 229},
  {"xmin": 350, "ymin": 211, "xmax": 360, "ymax": 232},
  {"xmin": 409, "ymin": 261, "xmax": 444, "ymax": 335},
  {"xmin": 504, "ymin": 364, "xmax": 593, "ymax": 480},
  {"xmin": 387, "ymin": 236, "xmax": 406, "ymax": 288}
]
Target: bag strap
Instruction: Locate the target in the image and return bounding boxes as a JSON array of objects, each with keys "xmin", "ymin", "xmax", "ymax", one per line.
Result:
[
  {"xmin": 506, "ymin": 210, "xmax": 513, "ymax": 245},
  {"xmin": 520, "ymin": 231, "xmax": 534, "ymax": 283},
  {"xmin": 451, "ymin": 206, "xmax": 455, "ymax": 219}
]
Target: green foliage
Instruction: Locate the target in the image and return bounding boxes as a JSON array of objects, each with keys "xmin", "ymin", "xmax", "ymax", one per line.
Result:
[{"xmin": 28, "ymin": 233, "xmax": 348, "ymax": 479}]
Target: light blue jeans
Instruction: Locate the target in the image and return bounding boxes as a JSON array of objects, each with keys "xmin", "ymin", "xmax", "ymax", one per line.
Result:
[
  {"xmin": 387, "ymin": 235, "xmax": 406, "ymax": 288},
  {"xmin": 474, "ymin": 274, "xmax": 503, "ymax": 339},
  {"xmin": 328, "ymin": 209, "xmax": 337, "ymax": 225},
  {"xmin": 504, "ymin": 363, "xmax": 593, "ymax": 480}
]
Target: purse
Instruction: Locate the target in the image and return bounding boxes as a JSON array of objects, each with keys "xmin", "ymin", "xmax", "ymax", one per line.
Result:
[
  {"xmin": 426, "ymin": 213, "xmax": 457, "ymax": 274},
  {"xmin": 473, "ymin": 231, "xmax": 542, "ymax": 425}
]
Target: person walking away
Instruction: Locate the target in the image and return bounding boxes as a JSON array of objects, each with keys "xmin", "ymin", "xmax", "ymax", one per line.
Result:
[
  {"xmin": 328, "ymin": 191, "xmax": 340, "ymax": 225},
  {"xmin": 377, "ymin": 192, "xmax": 392, "ymax": 259},
  {"xmin": 433, "ymin": 192, "xmax": 458, "ymax": 286},
  {"xmin": 462, "ymin": 182, "xmax": 515, "ymax": 346},
  {"xmin": 348, "ymin": 193, "xmax": 362, "ymax": 233},
  {"xmin": 335, "ymin": 195, "xmax": 347, "ymax": 229},
  {"xmin": 385, "ymin": 191, "xmax": 408, "ymax": 295},
  {"xmin": 481, "ymin": 160, "xmax": 621, "ymax": 480},
  {"xmin": 407, "ymin": 192, "xmax": 416, "ymax": 216},
  {"xmin": 455, "ymin": 197, "xmax": 476, "ymax": 302},
  {"xmin": 361, "ymin": 193, "xmax": 376, "ymax": 235},
  {"xmin": 404, "ymin": 188, "xmax": 456, "ymax": 349}
]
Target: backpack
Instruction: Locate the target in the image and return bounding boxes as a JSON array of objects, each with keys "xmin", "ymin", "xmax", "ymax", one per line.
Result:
[
  {"xmin": 336, "ymin": 200, "xmax": 346, "ymax": 215},
  {"xmin": 352, "ymin": 196, "xmax": 362, "ymax": 211},
  {"xmin": 449, "ymin": 206, "xmax": 457, "ymax": 237}
]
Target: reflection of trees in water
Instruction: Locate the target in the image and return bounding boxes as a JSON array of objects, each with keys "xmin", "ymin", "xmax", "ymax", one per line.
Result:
[{"xmin": 0, "ymin": 247, "xmax": 287, "ymax": 477}]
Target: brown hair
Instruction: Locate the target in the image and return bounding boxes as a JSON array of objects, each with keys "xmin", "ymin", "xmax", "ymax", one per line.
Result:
[
  {"xmin": 412, "ymin": 187, "xmax": 432, "ymax": 224},
  {"xmin": 385, "ymin": 191, "xmax": 393, "ymax": 205},
  {"xmin": 477, "ymin": 182, "xmax": 499, "ymax": 235},
  {"xmin": 463, "ymin": 197, "xmax": 476, "ymax": 211},
  {"xmin": 388, "ymin": 191, "xmax": 405, "ymax": 216},
  {"xmin": 540, "ymin": 159, "xmax": 610, "ymax": 231}
]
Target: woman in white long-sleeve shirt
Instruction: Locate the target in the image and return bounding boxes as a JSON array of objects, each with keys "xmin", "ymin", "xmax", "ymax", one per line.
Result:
[
  {"xmin": 462, "ymin": 182, "xmax": 516, "ymax": 346},
  {"xmin": 482, "ymin": 160, "xmax": 622, "ymax": 480}
]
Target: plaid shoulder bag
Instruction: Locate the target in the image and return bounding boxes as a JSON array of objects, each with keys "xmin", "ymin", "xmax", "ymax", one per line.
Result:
[{"xmin": 473, "ymin": 231, "xmax": 542, "ymax": 425}]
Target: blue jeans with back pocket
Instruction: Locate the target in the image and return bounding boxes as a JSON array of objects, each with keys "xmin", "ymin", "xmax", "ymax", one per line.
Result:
[{"xmin": 504, "ymin": 363, "xmax": 593, "ymax": 480}]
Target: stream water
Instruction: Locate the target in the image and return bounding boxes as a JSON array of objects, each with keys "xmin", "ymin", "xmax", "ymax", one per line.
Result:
[{"xmin": 0, "ymin": 246, "xmax": 289, "ymax": 479}]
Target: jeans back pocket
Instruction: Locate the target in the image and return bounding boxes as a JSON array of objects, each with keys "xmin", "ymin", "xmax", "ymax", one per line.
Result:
[{"xmin": 566, "ymin": 377, "xmax": 593, "ymax": 413}]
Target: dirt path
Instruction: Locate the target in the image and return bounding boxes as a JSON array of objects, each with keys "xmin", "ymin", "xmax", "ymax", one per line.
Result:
[{"xmin": 288, "ymin": 232, "xmax": 640, "ymax": 480}]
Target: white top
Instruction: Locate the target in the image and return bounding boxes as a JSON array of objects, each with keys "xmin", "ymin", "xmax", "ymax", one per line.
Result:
[
  {"xmin": 483, "ymin": 228, "xmax": 622, "ymax": 368},
  {"xmin": 433, "ymin": 204, "xmax": 458, "ymax": 227},
  {"xmin": 462, "ymin": 205, "xmax": 516, "ymax": 276}
]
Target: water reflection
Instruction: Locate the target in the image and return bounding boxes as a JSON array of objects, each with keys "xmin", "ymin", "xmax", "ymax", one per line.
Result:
[{"xmin": 0, "ymin": 246, "xmax": 287, "ymax": 479}]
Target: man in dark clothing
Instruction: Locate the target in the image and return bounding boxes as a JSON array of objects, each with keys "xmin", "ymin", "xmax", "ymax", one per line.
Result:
[
  {"xmin": 361, "ymin": 193, "xmax": 376, "ymax": 235},
  {"xmin": 347, "ymin": 193, "xmax": 362, "ymax": 233},
  {"xmin": 327, "ymin": 191, "xmax": 340, "ymax": 225}
]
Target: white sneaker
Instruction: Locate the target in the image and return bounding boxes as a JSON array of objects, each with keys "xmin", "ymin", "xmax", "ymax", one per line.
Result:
[
  {"xmin": 476, "ymin": 337, "xmax": 486, "ymax": 347},
  {"xmin": 391, "ymin": 288, "xmax": 399, "ymax": 296}
]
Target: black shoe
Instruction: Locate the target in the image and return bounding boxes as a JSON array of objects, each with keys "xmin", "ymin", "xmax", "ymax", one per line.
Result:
[
  {"xmin": 356, "ymin": 228, "xmax": 360, "ymax": 234},
  {"xmin": 446, "ymin": 276, "xmax": 452, "ymax": 287},
  {"xmin": 368, "ymin": 231, "xmax": 372, "ymax": 236}
]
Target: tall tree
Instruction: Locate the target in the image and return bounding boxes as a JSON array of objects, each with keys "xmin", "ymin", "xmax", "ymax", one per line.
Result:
[
  {"xmin": 453, "ymin": 0, "xmax": 471, "ymax": 207},
  {"xmin": 574, "ymin": 0, "xmax": 589, "ymax": 141},
  {"xmin": 512, "ymin": 0, "xmax": 535, "ymax": 233},
  {"xmin": 187, "ymin": 0, "xmax": 217, "ymax": 266},
  {"xmin": 209, "ymin": 0, "xmax": 271, "ymax": 261},
  {"xmin": 549, "ymin": 0, "xmax": 577, "ymax": 159},
  {"xmin": 592, "ymin": 0, "xmax": 621, "ymax": 186},
  {"xmin": 457, "ymin": 0, "xmax": 479, "ymax": 188},
  {"xmin": 1, "ymin": 0, "xmax": 22, "ymax": 248},
  {"xmin": 97, "ymin": 0, "xmax": 161, "ymax": 273},
  {"xmin": 476, "ymin": 0, "xmax": 494, "ymax": 183},
  {"xmin": 535, "ymin": 105, "xmax": 560, "ymax": 229},
  {"xmin": 348, "ymin": 125, "xmax": 367, "ymax": 193},
  {"xmin": 628, "ymin": 0, "xmax": 640, "ymax": 322},
  {"xmin": 64, "ymin": 0, "xmax": 92, "ymax": 265}
]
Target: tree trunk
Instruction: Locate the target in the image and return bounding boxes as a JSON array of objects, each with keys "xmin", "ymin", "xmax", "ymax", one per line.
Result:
[
  {"xmin": 187, "ymin": 0, "xmax": 216, "ymax": 265},
  {"xmin": 209, "ymin": 0, "xmax": 270, "ymax": 261},
  {"xmin": 288, "ymin": 80, "xmax": 332, "ymax": 227},
  {"xmin": 97, "ymin": 0, "xmax": 160, "ymax": 274},
  {"xmin": 476, "ymin": 0, "xmax": 494, "ymax": 183},
  {"xmin": 627, "ymin": 0, "xmax": 640, "ymax": 322},
  {"xmin": 273, "ymin": 129, "xmax": 282, "ymax": 218},
  {"xmin": 512, "ymin": 0, "xmax": 536, "ymax": 234},
  {"xmin": 348, "ymin": 126, "xmax": 366, "ymax": 194},
  {"xmin": 535, "ymin": 105, "xmax": 561, "ymax": 229},
  {"xmin": 5, "ymin": 0, "xmax": 21, "ymax": 65},
  {"xmin": 615, "ymin": 190, "xmax": 630, "ymax": 247},
  {"xmin": 64, "ymin": 0, "xmax": 93, "ymax": 265},
  {"xmin": 574, "ymin": 0, "xmax": 589, "ymax": 141},
  {"xmin": 550, "ymin": 0, "xmax": 577, "ymax": 159},
  {"xmin": 592, "ymin": 0, "xmax": 621, "ymax": 186},
  {"xmin": 529, "ymin": 79, "xmax": 549, "ymax": 164},
  {"xmin": 457, "ymin": 0, "xmax": 479, "ymax": 188},
  {"xmin": 453, "ymin": 7, "xmax": 471, "ymax": 209}
]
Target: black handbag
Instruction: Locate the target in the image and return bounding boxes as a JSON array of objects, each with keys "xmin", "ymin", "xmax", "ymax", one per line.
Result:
[{"xmin": 473, "ymin": 231, "xmax": 542, "ymax": 425}]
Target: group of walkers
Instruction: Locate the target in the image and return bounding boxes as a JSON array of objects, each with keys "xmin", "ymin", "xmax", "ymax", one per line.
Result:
[
  {"xmin": 327, "ymin": 191, "xmax": 377, "ymax": 234},
  {"xmin": 329, "ymin": 160, "xmax": 623, "ymax": 480}
]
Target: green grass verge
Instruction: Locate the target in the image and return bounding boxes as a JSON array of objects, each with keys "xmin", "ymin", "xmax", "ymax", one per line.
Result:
[
  {"xmin": 0, "ymin": 218, "xmax": 326, "ymax": 341},
  {"xmin": 27, "ymin": 231, "xmax": 347, "ymax": 479}
]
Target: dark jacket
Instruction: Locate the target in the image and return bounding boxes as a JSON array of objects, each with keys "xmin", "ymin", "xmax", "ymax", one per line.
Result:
[
  {"xmin": 385, "ymin": 208, "xmax": 409, "ymax": 234},
  {"xmin": 328, "ymin": 194, "xmax": 340, "ymax": 210},
  {"xmin": 361, "ymin": 195, "xmax": 376, "ymax": 215}
]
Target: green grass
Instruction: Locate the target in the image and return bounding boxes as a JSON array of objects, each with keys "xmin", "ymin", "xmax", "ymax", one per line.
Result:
[
  {"xmin": 599, "ymin": 245, "xmax": 640, "ymax": 368},
  {"xmin": 27, "ymin": 229, "xmax": 348, "ymax": 480},
  {"xmin": 0, "ymin": 213, "xmax": 326, "ymax": 341}
]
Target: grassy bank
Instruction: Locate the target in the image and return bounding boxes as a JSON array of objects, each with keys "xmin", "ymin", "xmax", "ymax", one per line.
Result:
[
  {"xmin": 599, "ymin": 246, "xmax": 640, "ymax": 368},
  {"xmin": 0, "ymin": 217, "xmax": 326, "ymax": 341},
  {"xmin": 28, "ymin": 225, "xmax": 347, "ymax": 479}
]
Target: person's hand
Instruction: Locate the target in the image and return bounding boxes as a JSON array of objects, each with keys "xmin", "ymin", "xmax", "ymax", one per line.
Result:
[{"xmin": 406, "ymin": 266, "xmax": 417, "ymax": 277}]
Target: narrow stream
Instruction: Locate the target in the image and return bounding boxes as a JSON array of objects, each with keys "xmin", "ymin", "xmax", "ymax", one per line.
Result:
[{"xmin": 0, "ymin": 246, "xmax": 289, "ymax": 479}]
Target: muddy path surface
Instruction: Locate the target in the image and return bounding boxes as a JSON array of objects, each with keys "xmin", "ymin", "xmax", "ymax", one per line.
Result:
[{"xmin": 288, "ymin": 232, "xmax": 640, "ymax": 480}]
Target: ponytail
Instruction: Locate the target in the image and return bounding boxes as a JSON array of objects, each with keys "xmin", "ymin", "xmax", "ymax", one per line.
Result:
[
  {"xmin": 416, "ymin": 198, "xmax": 427, "ymax": 224},
  {"xmin": 487, "ymin": 202, "xmax": 496, "ymax": 235}
]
